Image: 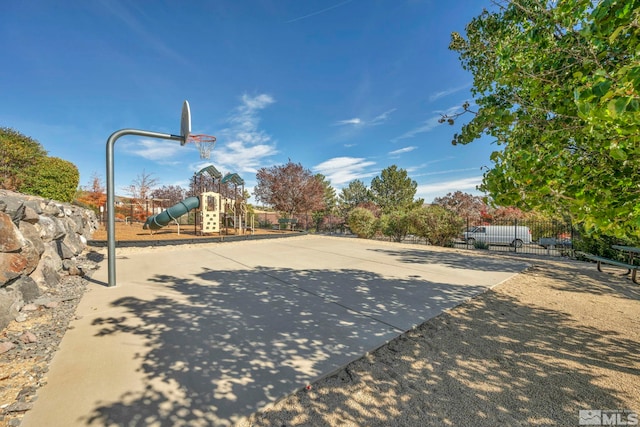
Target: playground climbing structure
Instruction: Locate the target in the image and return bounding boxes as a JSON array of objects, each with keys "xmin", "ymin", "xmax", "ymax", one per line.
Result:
[{"xmin": 143, "ymin": 167, "xmax": 248, "ymax": 236}]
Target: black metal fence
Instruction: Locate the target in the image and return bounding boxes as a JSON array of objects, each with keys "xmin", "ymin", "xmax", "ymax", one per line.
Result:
[{"xmin": 401, "ymin": 218, "xmax": 577, "ymax": 258}]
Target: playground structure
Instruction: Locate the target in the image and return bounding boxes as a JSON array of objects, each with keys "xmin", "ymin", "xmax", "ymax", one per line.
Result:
[{"xmin": 143, "ymin": 165, "xmax": 249, "ymax": 236}]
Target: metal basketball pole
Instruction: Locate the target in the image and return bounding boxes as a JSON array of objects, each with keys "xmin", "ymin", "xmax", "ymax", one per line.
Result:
[{"xmin": 106, "ymin": 129, "xmax": 183, "ymax": 287}]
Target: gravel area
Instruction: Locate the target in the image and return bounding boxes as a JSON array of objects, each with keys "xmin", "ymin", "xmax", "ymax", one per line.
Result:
[{"xmin": 0, "ymin": 254, "xmax": 98, "ymax": 427}]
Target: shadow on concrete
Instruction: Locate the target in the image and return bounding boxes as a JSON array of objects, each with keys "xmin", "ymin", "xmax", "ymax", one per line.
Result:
[
  {"xmin": 80, "ymin": 266, "xmax": 492, "ymax": 426},
  {"xmin": 368, "ymin": 247, "xmax": 526, "ymax": 273},
  {"xmin": 85, "ymin": 251, "xmax": 105, "ymax": 263}
]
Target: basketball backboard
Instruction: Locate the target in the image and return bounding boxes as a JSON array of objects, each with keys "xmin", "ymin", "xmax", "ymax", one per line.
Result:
[{"xmin": 180, "ymin": 100, "xmax": 191, "ymax": 145}]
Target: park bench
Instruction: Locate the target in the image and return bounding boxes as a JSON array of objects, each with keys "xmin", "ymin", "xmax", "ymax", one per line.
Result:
[
  {"xmin": 577, "ymin": 249, "xmax": 640, "ymax": 284},
  {"xmin": 278, "ymin": 218, "xmax": 298, "ymax": 230},
  {"xmin": 612, "ymin": 244, "xmax": 640, "ymax": 265}
]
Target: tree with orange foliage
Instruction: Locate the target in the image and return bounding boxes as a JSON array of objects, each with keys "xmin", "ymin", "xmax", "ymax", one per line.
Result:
[
  {"xmin": 491, "ymin": 206, "xmax": 526, "ymax": 222},
  {"xmin": 77, "ymin": 173, "xmax": 107, "ymax": 213}
]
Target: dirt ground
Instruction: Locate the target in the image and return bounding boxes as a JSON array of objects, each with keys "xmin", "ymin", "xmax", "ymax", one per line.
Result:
[
  {"xmin": 1, "ymin": 236, "xmax": 639, "ymax": 426},
  {"xmin": 90, "ymin": 221, "xmax": 296, "ymax": 242}
]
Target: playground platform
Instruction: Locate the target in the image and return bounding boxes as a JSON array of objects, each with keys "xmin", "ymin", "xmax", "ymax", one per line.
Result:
[{"xmin": 21, "ymin": 235, "xmax": 528, "ymax": 426}]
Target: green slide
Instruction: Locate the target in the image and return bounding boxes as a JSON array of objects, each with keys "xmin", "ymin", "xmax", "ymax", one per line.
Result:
[{"xmin": 143, "ymin": 196, "xmax": 200, "ymax": 230}]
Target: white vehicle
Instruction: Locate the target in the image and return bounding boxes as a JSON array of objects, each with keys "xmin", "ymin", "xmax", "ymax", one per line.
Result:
[{"xmin": 463, "ymin": 225, "xmax": 532, "ymax": 248}]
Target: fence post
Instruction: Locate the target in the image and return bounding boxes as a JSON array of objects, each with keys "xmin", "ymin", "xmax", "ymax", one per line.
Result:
[
  {"xmin": 571, "ymin": 223, "xmax": 575, "ymax": 253},
  {"xmin": 466, "ymin": 217, "xmax": 470, "ymax": 248},
  {"xmin": 514, "ymin": 218, "xmax": 518, "ymax": 252}
]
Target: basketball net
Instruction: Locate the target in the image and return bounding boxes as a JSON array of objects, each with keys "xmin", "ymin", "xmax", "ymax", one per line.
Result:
[{"xmin": 187, "ymin": 134, "xmax": 217, "ymax": 159}]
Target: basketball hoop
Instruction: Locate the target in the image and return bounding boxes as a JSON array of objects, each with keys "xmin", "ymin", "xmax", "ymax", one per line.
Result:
[{"xmin": 186, "ymin": 134, "xmax": 217, "ymax": 159}]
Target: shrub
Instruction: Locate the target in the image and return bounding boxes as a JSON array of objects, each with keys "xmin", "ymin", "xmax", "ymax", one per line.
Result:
[
  {"xmin": 258, "ymin": 219, "xmax": 273, "ymax": 228},
  {"xmin": 409, "ymin": 205, "xmax": 464, "ymax": 246},
  {"xmin": 0, "ymin": 127, "xmax": 48, "ymax": 190},
  {"xmin": 573, "ymin": 226, "xmax": 640, "ymax": 262},
  {"xmin": 348, "ymin": 206, "xmax": 377, "ymax": 238},
  {"xmin": 380, "ymin": 210, "xmax": 411, "ymax": 242},
  {"xmin": 474, "ymin": 240, "xmax": 490, "ymax": 250},
  {"xmin": 18, "ymin": 157, "xmax": 80, "ymax": 203}
]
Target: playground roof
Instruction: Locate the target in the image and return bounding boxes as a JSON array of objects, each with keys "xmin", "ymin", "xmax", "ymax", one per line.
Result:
[
  {"xmin": 197, "ymin": 165, "xmax": 222, "ymax": 179},
  {"xmin": 221, "ymin": 172, "xmax": 244, "ymax": 186}
]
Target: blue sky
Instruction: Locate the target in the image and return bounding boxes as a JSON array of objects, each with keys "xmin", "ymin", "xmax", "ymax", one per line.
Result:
[{"xmin": 1, "ymin": 0, "xmax": 497, "ymax": 204}]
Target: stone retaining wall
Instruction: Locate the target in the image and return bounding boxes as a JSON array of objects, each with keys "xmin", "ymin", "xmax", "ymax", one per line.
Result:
[{"xmin": 0, "ymin": 190, "xmax": 99, "ymax": 330}]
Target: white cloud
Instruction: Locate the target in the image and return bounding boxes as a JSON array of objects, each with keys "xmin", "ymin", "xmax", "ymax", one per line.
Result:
[
  {"xmin": 405, "ymin": 157, "xmax": 455, "ymax": 172},
  {"xmin": 240, "ymin": 93, "xmax": 275, "ymax": 110},
  {"xmin": 333, "ymin": 108, "xmax": 396, "ymax": 127},
  {"xmin": 369, "ymin": 108, "xmax": 397, "ymax": 126},
  {"xmin": 285, "ymin": 0, "xmax": 353, "ymax": 23},
  {"xmin": 335, "ymin": 118, "xmax": 362, "ymax": 126},
  {"xmin": 413, "ymin": 167, "xmax": 479, "ymax": 177},
  {"xmin": 429, "ymin": 83, "xmax": 472, "ymax": 102},
  {"xmin": 313, "ymin": 156, "xmax": 377, "ymax": 185},
  {"xmin": 391, "ymin": 116, "xmax": 441, "ymax": 142},
  {"xmin": 124, "ymin": 139, "xmax": 183, "ymax": 163},
  {"xmin": 208, "ymin": 93, "xmax": 278, "ymax": 174},
  {"xmin": 210, "ymin": 142, "xmax": 277, "ymax": 174},
  {"xmin": 388, "ymin": 146, "xmax": 417, "ymax": 156},
  {"xmin": 416, "ymin": 176, "xmax": 483, "ymax": 202}
]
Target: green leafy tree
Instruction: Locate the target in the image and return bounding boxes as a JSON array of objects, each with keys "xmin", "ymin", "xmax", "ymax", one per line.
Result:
[
  {"xmin": 0, "ymin": 127, "xmax": 48, "ymax": 190},
  {"xmin": 19, "ymin": 157, "xmax": 79, "ymax": 202},
  {"xmin": 242, "ymin": 189, "xmax": 256, "ymax": 220},
  {"xmin": 447, "ymin": 0, "xmax": 640, "ymax": 238},
  {"xmin": 409, "ymin": 205, "xmax": 464, "ymax": 246},
  {"xmin": 347, "ymin": 206, "xmax": 377, "ymax": 238},
  {"xmin": 370, "ymin": 165, "xmax": 422, "ymax": 214},
  {"xmin": 336, "ymin": 179, "xmax": 372, "ymax": 230},
  {"xmin": 337, "ymin": 180, "xmax": 371, "ymax": 215},
  {"xmin": 574, "ymin": 227, "xmax": 638, "ymax": 261},
  {"xmin": 311, "ymin": 174, "xmax": 336, "ymax": 231}
]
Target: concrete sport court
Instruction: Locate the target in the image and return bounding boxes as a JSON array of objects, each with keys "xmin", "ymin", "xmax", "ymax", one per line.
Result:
[{"xmin": 22, "ymin": 235, "xmax": 529, "ymax": 426}]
